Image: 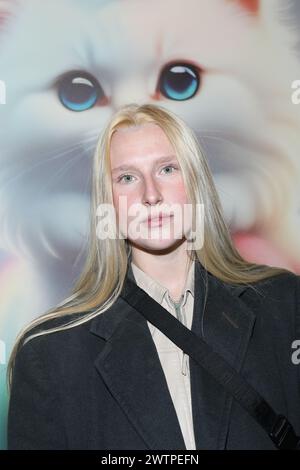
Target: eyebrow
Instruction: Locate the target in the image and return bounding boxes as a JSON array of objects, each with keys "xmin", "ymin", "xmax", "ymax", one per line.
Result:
[{"xmin": 111, "ymin": 155, "xmax": 177, "ymax": 174}]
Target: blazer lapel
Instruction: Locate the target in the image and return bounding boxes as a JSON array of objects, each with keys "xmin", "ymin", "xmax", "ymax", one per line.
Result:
[
  {"xmin": 190, "ymin": 261, "xmax": 256, "ymax": 449},
  {"xmin": 90, "ymin": 259, "xmax": 256, "ymax": 450},
  {"xmin": 89, "ymin": 272, "xmax": 187, "ymax": 450}
]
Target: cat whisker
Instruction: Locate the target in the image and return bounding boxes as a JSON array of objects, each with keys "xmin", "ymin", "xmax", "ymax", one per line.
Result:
[
  {"xmin": 0, "ymin": 139, "xmax": 97, "ymax": 189},
  {"xmin": 31, "ymin": 144, "xmax": 95, "ymax": 200}
]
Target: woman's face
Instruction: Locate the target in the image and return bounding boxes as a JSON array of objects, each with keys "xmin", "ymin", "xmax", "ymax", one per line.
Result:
[{"xmin": 110, "ymin": 123, "xmax": 191, "ymax": 252}]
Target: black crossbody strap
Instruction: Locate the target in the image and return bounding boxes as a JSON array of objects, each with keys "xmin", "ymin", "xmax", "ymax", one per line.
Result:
[{"xmin": 122, "ymin": 277, "xmax": 300, "ymax": 450}]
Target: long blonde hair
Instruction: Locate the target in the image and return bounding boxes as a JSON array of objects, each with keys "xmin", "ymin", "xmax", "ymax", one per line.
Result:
[{"xmin": 7, "ymin": 103, "xmax": 290, "ymax": 390}]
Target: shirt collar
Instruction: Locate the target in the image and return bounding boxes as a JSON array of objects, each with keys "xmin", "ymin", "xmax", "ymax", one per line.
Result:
[{"xmin": 130, "ymin": 258, "xmax": 195, "ymax": 306}]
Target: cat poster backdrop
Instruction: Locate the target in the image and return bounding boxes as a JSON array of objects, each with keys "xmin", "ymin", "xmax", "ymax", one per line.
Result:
[{"xmin": 0, "ymin": 0, "xmax": 300, "ymax": 450}]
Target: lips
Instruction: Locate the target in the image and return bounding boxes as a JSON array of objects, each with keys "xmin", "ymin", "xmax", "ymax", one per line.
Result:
[{"xmin": 147, "ymin": 214, "xmax": 173, "ymax": 224}]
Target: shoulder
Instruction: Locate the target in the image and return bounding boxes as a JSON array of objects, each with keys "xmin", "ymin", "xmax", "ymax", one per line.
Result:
[
  {"xmin": 235, "ymin": 270, "xmax": 299, "ymax": 302},
  {"xmin": 21, "ymin": 310, "xmax": 88, "ymax": 341},
  {"xmin": 239, "ymin": 271, "xmax": 300, "ymax": 339},
  {"xmin": 218, "ymin": 270, "xmax": 299, "ymax": 311},
  {"xmin": 15, "ymin": 311, "xmax": 98, "ymax": 371}
]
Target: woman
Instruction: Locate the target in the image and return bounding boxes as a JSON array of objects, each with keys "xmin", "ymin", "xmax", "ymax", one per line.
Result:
[{"xmin": 7, "ymin": 103, "xmax": 300, "ymax": 450}]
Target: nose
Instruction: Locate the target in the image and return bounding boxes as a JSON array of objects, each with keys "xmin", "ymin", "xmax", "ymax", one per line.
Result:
[{"xmin": 142, "ymin": 175, "xmax": 163, "ymax": 206}]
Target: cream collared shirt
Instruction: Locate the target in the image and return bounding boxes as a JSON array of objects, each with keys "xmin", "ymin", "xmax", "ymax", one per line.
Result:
[{"xmin": 131, "ymin": 259, "xmax": 197, "ymax": 450}]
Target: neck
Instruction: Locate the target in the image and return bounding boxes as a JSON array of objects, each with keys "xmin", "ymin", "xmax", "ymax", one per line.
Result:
[{"xmin": 130, "ymin": 239, "xmax": 193, "ymax": 300}]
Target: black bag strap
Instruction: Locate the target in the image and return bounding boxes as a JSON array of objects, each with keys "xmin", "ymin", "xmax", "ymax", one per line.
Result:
[{"xmin": 122, "ymin": 277, "xmax": 300, "ymax": 450}]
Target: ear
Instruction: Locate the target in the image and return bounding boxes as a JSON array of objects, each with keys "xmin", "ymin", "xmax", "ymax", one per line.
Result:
[{"xmin": 229, "ymin": 0, "xmax": 259, "ymax": 15}]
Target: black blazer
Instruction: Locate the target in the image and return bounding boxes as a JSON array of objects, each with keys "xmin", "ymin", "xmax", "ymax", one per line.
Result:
[{"xmin": 7, "ymin": 260, "xmax": 300, "ymax": 450}]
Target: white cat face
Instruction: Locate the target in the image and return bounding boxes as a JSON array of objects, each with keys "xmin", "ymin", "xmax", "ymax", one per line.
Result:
[{"xmin": 0, "ymin": 0, "xmax": 299, "ymax": 261}]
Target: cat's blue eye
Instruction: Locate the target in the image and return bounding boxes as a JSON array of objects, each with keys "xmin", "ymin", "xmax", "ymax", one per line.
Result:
[
  {"xmin": 159, "ymin": 63, "xmax": 200, "ymax": 101},
  {"xmin": 58, "ymin": 71, "xmax": 104, "ymax": 111}
]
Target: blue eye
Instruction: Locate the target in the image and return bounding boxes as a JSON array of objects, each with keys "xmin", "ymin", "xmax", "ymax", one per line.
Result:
[
  {"xmin": 118, "ymin": 174, "xmax": 135, "ymax": 184},
  {"xmin": 162, "ymin": 165, "xmax": 177, "ymax": 174},
  {"xmin": 159, "ymin": 63, "xmax": 200, "ymax": 101},
  {"xmin": 57, "ymin": 71, "xmax": 104, "ymax": 111},
  {"xmin": 117, "ymin": 165, "xmax": 177, "ymax": 184}
]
